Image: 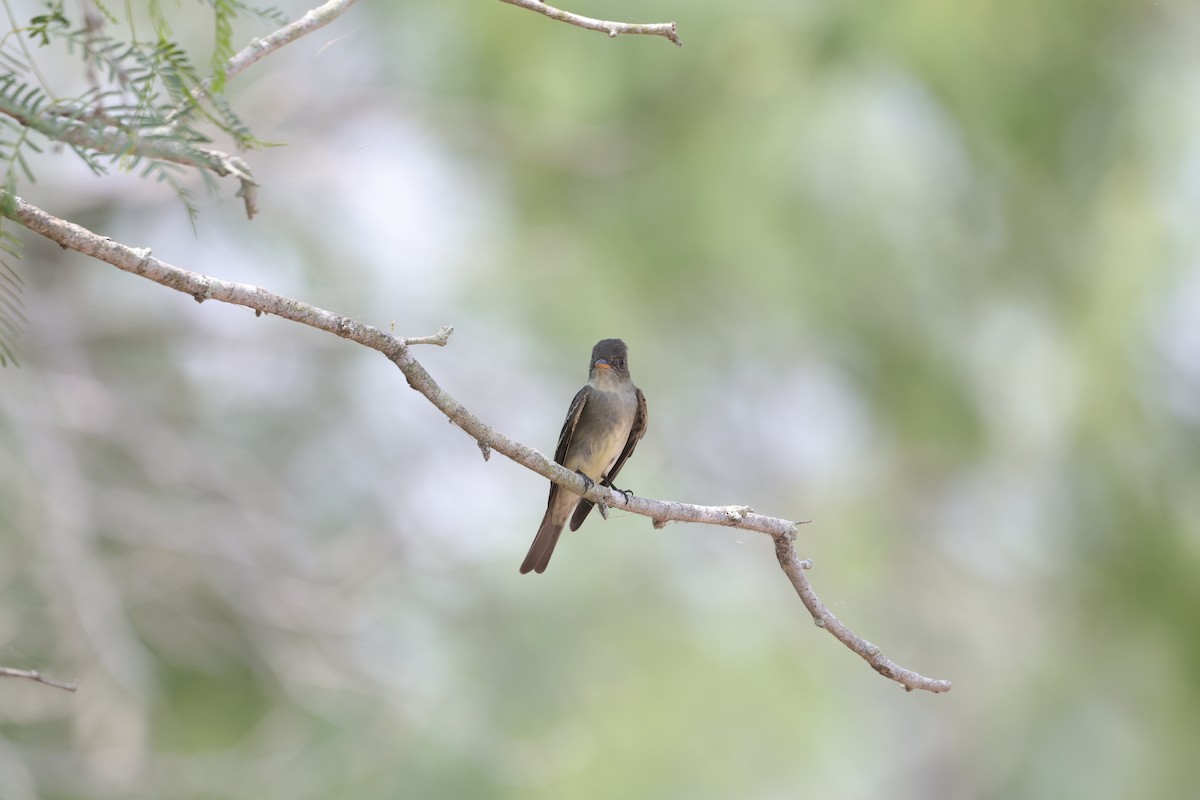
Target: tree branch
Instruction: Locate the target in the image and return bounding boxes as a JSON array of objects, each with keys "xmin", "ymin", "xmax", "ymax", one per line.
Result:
[
  {"xmin": 165, "ymin": 0, "xmax": 361, "ymax": 124},
  {"xmin": 497, "ymin": 0, "xmax": 682, "ymax": 46},
  {"xmin": 1, "ymin": 193, "xmax": 950, "ymax": 694},
  {"xmin": 2, "ymin": 0, "xmax": 362, "ymax": 222},
  {"xmin": 0, "ymin": 98, "xmax": 254, "ymax": 179},
  {"xmin": 0, "ymin": 665, "xmax": 79, "ymax": 692},
  {"xmin": 0, "ymin": 88, "xmax": 260, "ymax": 220}
]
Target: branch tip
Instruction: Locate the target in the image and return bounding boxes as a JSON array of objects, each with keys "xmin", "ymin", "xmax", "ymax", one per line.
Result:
[
  {"xmin": 404, "ymin": 325, "xmax": 455, "ymax": 347},
  {"xmin": 0, "ymin": 666, "xmax": 79, "ymax": 692},
  {"xmin": 236, "ymin": 179, "xmax": 260, "ymax": 219}
]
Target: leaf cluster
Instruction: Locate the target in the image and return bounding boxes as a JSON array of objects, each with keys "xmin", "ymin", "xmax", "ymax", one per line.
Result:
[{"xmin": 0, "ymin": 0, "xmax": 287, "ymax": 365}]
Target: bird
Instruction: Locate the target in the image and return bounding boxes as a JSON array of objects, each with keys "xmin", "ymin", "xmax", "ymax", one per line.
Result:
[{"xmin": 520, "ymin": 338, "xmax": 648, "ymax": 574}]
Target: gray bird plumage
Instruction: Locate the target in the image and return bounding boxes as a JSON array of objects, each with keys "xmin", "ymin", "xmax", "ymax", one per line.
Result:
[{"xmin": 520, "ymin": 339, "xmax": 648, "ymax": 574}]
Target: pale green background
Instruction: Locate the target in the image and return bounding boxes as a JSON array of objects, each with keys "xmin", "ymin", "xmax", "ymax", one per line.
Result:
[{"xmin": 2, "ymin": 0, "xmax": 1199, "ymax": 797}]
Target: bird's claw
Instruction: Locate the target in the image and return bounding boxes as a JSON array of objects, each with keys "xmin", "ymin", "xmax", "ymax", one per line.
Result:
[
  {"xmin": 609, "ymin": 483, "xmax": 635, "ymax": 504},
  {"xmin": 574, "ymin": 470, "xmax": 595, "ymax": 492}
]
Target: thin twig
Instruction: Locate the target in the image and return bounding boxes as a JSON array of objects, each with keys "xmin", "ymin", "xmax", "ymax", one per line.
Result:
[
  {"xmin": 497, "ymin": 0, "xmax": 682, "ymax": 46},
  {"xmin": 165, "ymin": 0, "xmax": 361, "ymax": 123},
  {"xmin": 0, "ymin": 665, "xmax": 79, "ymax": 692},
  {"xmin": 3, "ymin": 0, "xmax": 359, "ymax": 221},
  {"xmin": 0, "ymin": 97, "xmax": 260, "ymax": 219},
  {"xmin": 404, "ymin": 326, "xmax": 455, "ymax": 346},
  {"xmin": 1, "ymin": 193, "xmax": 950, "ymax": 694},
  {"xmin": 0, "ymin": 99, "xmax": 254, "ymax": 180},
  {"xmin": 163, "ymin": 0, "xmax": 360, "ymax": 216}
]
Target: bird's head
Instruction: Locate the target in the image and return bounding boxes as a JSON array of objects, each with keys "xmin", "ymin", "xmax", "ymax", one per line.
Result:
[{"xmin": 588, "ymin": 338, "xmax": 631, "ymax": 386}]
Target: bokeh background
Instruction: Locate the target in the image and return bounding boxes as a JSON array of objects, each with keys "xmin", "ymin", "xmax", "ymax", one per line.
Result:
[{"xmin": 3, "ymin": 0, "xmax": 1200, "ymax": 797}]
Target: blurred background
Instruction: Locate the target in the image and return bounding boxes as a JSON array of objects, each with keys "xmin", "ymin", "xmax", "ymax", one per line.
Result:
[{"xmin": 3, "ymin": 0, "xmax": 1200, "ymax": 796}]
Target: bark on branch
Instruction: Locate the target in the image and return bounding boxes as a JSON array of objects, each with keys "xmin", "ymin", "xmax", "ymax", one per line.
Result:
[
  {"xmin": 0, "ymin": 665, "xmax": 79, "ymax": 692},
  {"xmin": 1, "ymin": 193, "xmax": 951, "ymax": 694},
  {"xmin": 497, "ymin": 0, "xmax": 682, "ymax": 46}
]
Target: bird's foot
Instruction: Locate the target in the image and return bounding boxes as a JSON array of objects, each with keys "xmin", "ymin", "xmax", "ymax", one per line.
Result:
[
  {"xmin": 609, "ymin": 483, "xmax": 635, "ymax": 504},
  {"xmin": 574, "ymin": 470, "xmax": 595, "ymax": 492}
]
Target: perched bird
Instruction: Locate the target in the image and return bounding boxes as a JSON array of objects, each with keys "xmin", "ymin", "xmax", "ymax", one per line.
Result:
[{"xmin": 520, "ymin": 339, "xmax": 648, "ymax": 574}]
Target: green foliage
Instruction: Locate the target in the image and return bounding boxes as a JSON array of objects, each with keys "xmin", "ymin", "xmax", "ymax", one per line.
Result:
[
  {"xmin": 0, "ymin": 234, "xmax": 22, "ymax": 367},
  {"xmin": 1, "ymin": 0, "xmax": 284, "ymax": 184},
  {"xmin": 0, "ymin": 0, "xmax": 288, "ymax": 364},
  {"xmin": 25, "ymin": 4, "xmax": 69, "ymax": 47},
  {"xmin": 209, "ymin": 0, "xmax": 235, "ymax": 93}
]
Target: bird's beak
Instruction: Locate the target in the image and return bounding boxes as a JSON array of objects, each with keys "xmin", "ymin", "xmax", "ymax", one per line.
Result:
[{"xmin": 593, "ymin": 359, "xmax": 612, "ymax": 370}]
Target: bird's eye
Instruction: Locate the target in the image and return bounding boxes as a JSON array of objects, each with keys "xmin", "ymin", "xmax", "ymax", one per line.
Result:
[{"xmin": 617, "ymin": 358, "xmax": 626, "ymax": 369}]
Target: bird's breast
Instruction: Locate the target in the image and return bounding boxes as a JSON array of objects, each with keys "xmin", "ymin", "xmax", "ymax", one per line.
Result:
[{"xmin": 564, "ymin": 388, "xmax": 637, "ymax": 479}]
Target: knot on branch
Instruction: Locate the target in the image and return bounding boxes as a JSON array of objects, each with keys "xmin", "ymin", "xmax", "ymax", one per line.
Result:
[{"xmin": 724, "ymin": 505, "xmax": 752, "ymax": 523}]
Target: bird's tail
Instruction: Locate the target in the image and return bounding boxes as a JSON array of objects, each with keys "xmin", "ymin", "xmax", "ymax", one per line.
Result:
[{"xmin": 520, "ymin": 511, "xmax": 565, "ymax": 574}]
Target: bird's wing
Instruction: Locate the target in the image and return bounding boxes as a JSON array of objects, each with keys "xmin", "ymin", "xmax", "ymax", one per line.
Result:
[
  {"xmin": 547, "ymin": 385, "xmax": 591, "ymax": 503},
  {"xmin": 569, "ymin": 387, "xmax": 648, "ymax": 532}
]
